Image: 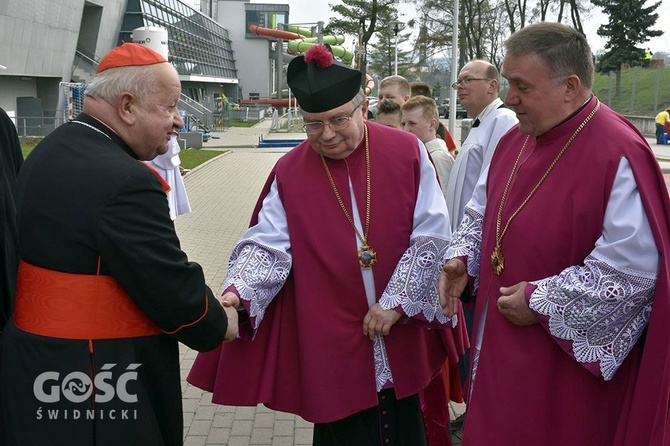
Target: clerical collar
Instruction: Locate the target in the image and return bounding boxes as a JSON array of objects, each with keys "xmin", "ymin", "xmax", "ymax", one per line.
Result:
[{"xmin": 472, "ymin": 98, "xmax": 505, "ymax": 127}]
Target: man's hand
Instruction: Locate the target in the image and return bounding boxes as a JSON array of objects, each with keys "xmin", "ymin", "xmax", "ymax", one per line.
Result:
[
  {"xmin": 439, "ymin": 259, "xmax": 468, "ymax": 318},
  {"xmin": 222, "ymin": 305, "xmax": 239, "ymax": 341},
  {"xmin": 497, "ymin": 282, "xmax": 538, "ymax": 326},
  {"xmin": 219, "ymin": 291, "xmax": 240, "ymax": 341},
  {"xmin": 363, "ymin": 303, "xmax": 402, "ymax": 341},
  {"xmin": 220, "ymin": 291, "xmax": 240, "ymax": 309}
]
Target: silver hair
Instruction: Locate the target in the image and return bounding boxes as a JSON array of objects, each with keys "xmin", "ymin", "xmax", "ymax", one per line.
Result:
[{"xmin": 84, "ymin": 63, "xmax": 171, "ymax": 103}]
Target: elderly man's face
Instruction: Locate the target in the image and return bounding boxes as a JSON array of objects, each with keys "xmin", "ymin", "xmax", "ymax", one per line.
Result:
[
  {"xmin": 502, "ymin": 53, "xmax": 569, "ymax": 137},
  {"xmin": 130, "ymin": 64, "xmax": 185, "ymax": 160},
  {"xmin": 302, "ymin": 98, "xmax": 368, "ymax": 160}
]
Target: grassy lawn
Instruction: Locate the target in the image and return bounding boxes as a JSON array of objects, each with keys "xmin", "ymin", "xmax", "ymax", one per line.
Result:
[
  {"xmin": 20, "ymin": 138, "xmax": 225, "ymax": 171},
  {"xmin": 227, "ymin": 121, "xmax": 258, "ymax": 128},
  {"xmin": 20, "ymin": 137, "xmax": 41, "ymax": 160},
  {"xmin": 179, "ymin": 149, "xmax": 226, "ymax": 169},
  {"xmin": 592, "ymin": 67, "xmax": 670, "ymax": 116}
]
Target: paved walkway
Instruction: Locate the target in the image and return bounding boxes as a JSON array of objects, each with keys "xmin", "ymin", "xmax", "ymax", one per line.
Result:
[{"xmin": 176, "ymin": 119, "xmax": 670, "ymax": 445}]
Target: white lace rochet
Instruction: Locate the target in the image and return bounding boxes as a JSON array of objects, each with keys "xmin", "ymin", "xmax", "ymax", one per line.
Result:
[
  {"xmin": 530, "ymin": 254, "xmax": 655, "ymax": 380},
  {"xmin": 225, "ymin": 241, "xmax": 292, "ymax": 330}
]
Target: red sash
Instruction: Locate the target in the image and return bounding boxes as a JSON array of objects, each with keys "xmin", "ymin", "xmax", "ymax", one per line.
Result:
[{"xmin": 14, "ymin": 261, "xmax": 162, "ymax": 340}]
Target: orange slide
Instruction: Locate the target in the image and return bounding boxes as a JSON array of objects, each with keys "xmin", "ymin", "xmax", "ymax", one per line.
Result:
[{"xmin": 249, "ymin": 24, "xmax": 302, "ymax": 41}]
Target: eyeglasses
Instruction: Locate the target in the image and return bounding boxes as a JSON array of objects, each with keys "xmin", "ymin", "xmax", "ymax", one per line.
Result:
[
  {"xmin": 302, "ymin": 104, "xmax": 361, "ymax": 135},
  {"xmin": 451, "ymin": 77, "xmax": 492, "ymax": 90}
]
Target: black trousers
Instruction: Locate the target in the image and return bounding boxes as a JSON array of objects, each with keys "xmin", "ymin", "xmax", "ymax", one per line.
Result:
[{"xmin": 313, "ymin": 389, "xmax": 427, "ymax": 446}]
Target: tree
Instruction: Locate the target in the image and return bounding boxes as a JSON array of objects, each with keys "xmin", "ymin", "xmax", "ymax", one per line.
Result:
[
  {"xmin": 410, "ymin": 0, "xmax": 456, "ymax": 66},
  {"xmin": 366, "ymin": 8, "xmax": 414, "ymax": 80},
  {"xmin": 460, "ymin": 0, "xmax": 499, "ymax": 65},
  {"xmin": 593, "ymin": 0, "xmax": 662, "ymax": 95},
  {"xmin": 556, "ymin": 0, "xmax": 588, "ymax": 33},
  {"xmin": 326, "ymin": 0, "xmax": 400, "ymax": 89}
]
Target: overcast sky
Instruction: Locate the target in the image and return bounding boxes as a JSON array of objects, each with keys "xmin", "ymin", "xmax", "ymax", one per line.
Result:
[
  {"xmin": 183, "ymin": 0, "xmax": 670, "ymax": 55},
  {"xmin": 267, "ymin": 0, "xmax": 670, "ymax": 55}
]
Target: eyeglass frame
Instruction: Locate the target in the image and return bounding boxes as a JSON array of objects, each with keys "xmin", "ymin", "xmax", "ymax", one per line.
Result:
[
  {"xmin": 302, "ymin": 102, "xmax": 363, "ymax": 135},
  {"xmin": 451, "ymin": 77, "xmax": 492, "ymax": 90}
]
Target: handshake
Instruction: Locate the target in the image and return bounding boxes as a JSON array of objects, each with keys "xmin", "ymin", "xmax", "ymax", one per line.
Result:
[{"xmin": 218, "ymin": 291, "xmax": 248, "ymax": 341}]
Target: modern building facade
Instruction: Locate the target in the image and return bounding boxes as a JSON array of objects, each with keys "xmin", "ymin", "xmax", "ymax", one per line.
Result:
[
  {"xmin": 0, "ymin": 0, "xmax": 240, "ymax": 135},
  {"xmin": 213, "ymin": 0, "xmax": 290, "ymax": 101}
]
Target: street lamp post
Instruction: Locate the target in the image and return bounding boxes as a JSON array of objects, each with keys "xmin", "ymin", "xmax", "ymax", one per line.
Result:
[{"xmin": 389, "ymin": 20, "xmax": 404, "ymax": 76}]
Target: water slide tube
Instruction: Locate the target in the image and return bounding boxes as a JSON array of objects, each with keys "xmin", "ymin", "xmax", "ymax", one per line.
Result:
[
  {"xmin": 287, "ymin": 40, "xmax": 354, "ymax": 64},
  {"xmin": 285, "ymin": 25, "xmax": 313, "ymax": 37},
  {"xmin": 248, "ymin": 24, "xmax": 373, "ymax": 102},
  {"xmin": 302, "ymin": 35, "xmax": 346, "ymax": 45},
  {"xmin": 248, "ymin": 24, "xmax": 302, "ymax": 40}
]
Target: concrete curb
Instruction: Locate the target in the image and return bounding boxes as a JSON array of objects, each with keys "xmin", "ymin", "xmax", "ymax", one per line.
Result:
[{"xmin": 182, "ymin": 150, "xmax": 231, "ymax": 177}]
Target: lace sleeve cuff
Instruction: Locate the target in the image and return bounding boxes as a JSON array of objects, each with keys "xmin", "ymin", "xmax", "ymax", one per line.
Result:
[
  {"xmin": 446, "ymin": 205, "xmax": 483, "ymax": 292},
  {"xmin": 529, "ymin": 254, "xmax": 655, "ymax": 380},
  {"xmin": 379, "ymin": 234, "xmax": 452, "ymax": 324},
  {"xmin": 224, "ymin": 241, "xmax": 292, "ymax": 333}
]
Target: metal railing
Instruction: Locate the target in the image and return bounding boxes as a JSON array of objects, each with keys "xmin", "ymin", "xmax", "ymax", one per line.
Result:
[
  {"xmin": 12, "ymin": 111, "xmax": 59, "ymax": 137},
  {"xmin": 179, "ymin": 93, "xmax": 213, "ymax": 132},
  {"xmin": 71, "ymin": 46, "xmax": 100, "ymax": 84},
  {"xmin": 270, "ymin": 108, "xmax": 302, "ymax": 133}
]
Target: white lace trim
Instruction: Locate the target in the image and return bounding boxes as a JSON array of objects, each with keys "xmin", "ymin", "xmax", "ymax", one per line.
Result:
[
  {"xmin": 379, "ymin": 235, "xmax": 451, "ymax": 323},
  {"xmin": 529, "ymin": 254, "xmax": 655, "ymax": 380},
  {"xmin": 225, "ymin": 241, "xmax": 292, "ymax": 330},
  {"xmin": 446, "ymin": 206, "xmax": 483, "ymax": 291},
  {"xmin": 374, "ymin": 334, "xmax": 394, "ymax": 391}
]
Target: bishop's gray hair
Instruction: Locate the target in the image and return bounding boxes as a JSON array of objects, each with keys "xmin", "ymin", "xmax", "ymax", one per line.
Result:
[{"xmin": 505, "ymin": 22, "xmax": 594, "ymax": 90}]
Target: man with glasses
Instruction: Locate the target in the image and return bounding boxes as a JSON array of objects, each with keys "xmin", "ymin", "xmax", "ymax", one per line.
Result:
[
  {"xmin": 444, "ymin": 59, "xmax": 518, "ymax": 438},
  {"xmin": 440, "ymin": 23, "xmax": 670, "ymax": 445},
  {"xmin": 446, "ymin": 60, "xmax": 517, "ymax": 233},
  {"xmin": 189, "ymin": 44, "xmax": 466, "ymax": 445}
]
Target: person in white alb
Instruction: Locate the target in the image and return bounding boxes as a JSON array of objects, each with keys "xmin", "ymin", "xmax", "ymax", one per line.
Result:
[
  {"xmin": 445, "ymin": 60, "xmax": 518, "ymax": 233},
  {"xmin": 145, "ymin": 131, "xmax": 191, "ymax": 220}
]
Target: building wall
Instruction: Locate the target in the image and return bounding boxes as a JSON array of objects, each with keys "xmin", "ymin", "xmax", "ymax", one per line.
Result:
[
  {"xmin": 1, "ymin": 0, "xmax": 241, "ymax": 133},
  {"xmin": 0, "ymin": 78, "xmax": 37, "ymax": 116},
  {"xmin": 0, "ymin": 0, "xmax": 126, "ymax": 116},
  {"xmin": 0, "ymin": 0, "xmax": 82, "ymax": 79},
  {"xmin": 217, "ymin": 0, "xmax": 273, "ymax": 100},
  {"xmin": 89, "ymin": 0, "xmax": 128, "ymax": 57},
  {"xmin": 0, "ymin": 0, "xmax": 78, "ymax": 112}
]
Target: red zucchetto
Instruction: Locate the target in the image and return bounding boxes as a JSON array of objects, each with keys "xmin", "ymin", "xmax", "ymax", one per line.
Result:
[{"xmin": 96, "ymin": 43, "xmax": 167, "ymax": 74}]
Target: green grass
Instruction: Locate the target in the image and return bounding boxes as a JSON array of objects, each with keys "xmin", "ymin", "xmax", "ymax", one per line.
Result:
[
  {"xmin": 498, "ymin": 67, "xmax": 670, "ymax": 117},
  {"xmin": 179, "ymin": 149, "xmax": 225, "ymax": 169},
  {"xmin": 20, "ymin": 138, "xmax": 224, "ymax": 170},
  {"xmin": 227, "ymin": 121, "xmax": 259, "ymax": 128},
  {"xmin": 20, "ymin": 137, "xmax": 41, "ymax": 159},
  {"xmin": 592, "ymin": 67, "xmax": 670, "ymax": 116}
]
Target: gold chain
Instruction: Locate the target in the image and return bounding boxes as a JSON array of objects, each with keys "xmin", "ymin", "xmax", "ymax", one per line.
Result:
[
  {"xmin": 321, "ymin": 126, "xmax": 376, "ymax": 268},
  {"xmin": 491, "ymin": 99, "xmax": 601, "ymax": 275}
]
